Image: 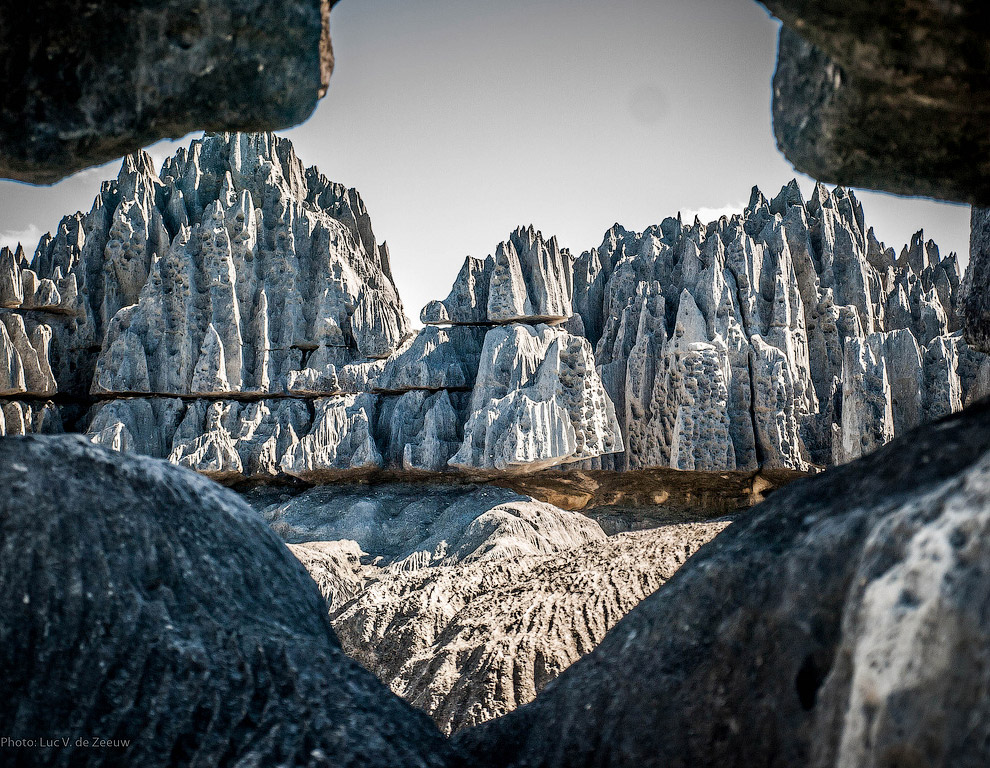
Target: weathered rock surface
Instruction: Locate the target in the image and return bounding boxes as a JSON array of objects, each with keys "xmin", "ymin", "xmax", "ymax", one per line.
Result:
[
  {"xmin": 417, "ymin": 183, "xmax": 985, "ymax": 476},
  {"xmin": 0, "ymin": 0, "xmax": 335, "ymax": 184},
  {"xmin": 452, "ymin": 400, "xmax": 990, "ymax": 768},
  {"xmin": 450, "ymin": 323, "xmax": 621, "ymax": 472},
  {"xmin": 422, "ymin": 227, "xmax": 573, "ymax": 326},
  {"xmin": 86, "ymin": 133, "xmax": 409, "ymax": 396},
  {"xmin": 0, "ymin": 399, "xmax": 63, "ymax": 436},
  {"xmin": 0, "ymin": 132, "xmax": 620, "ymax": 479},
  {"xmin": 0, "ymin": 434, "xmax": 448, "ymax": 767},
  {"xmin": 2, "ymin": 132, "xmax": 982, "ymax": 480},
  {"xmin": 260, "ymin": 484, "xmax": 727, "ymax": 734},
  {"xmin": 759, "ymin": 2, "xmax": 990, "ymax": 206},
  {"xmin": 965, "ymin": 207, "xmax": 990, "ymax": 353}
]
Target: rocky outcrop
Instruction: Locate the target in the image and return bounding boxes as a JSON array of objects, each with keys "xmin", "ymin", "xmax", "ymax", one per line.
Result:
[
  {"xmin": 452, "ymin": 399, "xmax": 990, "ymax": 768},
  {"xmin": 421, "ymin": 228, "xmax": 573, "ymax": 326},
  {"xmin": 0, "ymin": 435, "xmax": 448, "ymax": 767},
  {"xmin": 259, "ymin": 484, "xmax": 728, "ymax": 734},
  {"xmin": 567, "ymin": 183, "xmax": 983, "ymax": 470},
  {"xmin": 449, "ymin": 323, "xmax": 620, "ymax": 472},
  {"xmin": 0, "ymin": 133, "xmax": 621, "ymax": 480},
  {"xmin": 86, "ymin": 133, "xmax": 409, "ymax": 397},
  {"xmin": 758, "ymin": 2, "xmax": 990, "ymax": 207},
  {"xmin": 0, "ymin": 0, "xmax": 335, "ymax": 184},
  {"xmin": 2, "ymin": 132, "xmax": 981, "ymax": 481},
  {"xmin": 0, "ymin": 399, "xmax": 62, "ymax": 436},
  {"xmin": 964, "ymin": 207, "xmax": 990, "ymax": 353}
]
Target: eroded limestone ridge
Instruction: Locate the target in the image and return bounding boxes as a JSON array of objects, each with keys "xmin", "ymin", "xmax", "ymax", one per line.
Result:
[
  {"xmin": 0, "ymin": 133, "xmax": 622, "ymax": 478},
  {"xmin": 1, "ymin": 133, "xmax": 985, "ymax": 480},
  {"xmin": 500, "ymin": 182, "xmax": 983, "ymax": 472}
]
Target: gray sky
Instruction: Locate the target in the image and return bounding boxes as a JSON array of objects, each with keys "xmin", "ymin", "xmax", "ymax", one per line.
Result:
[{"xmin": 0, "ymin": 0, "xmax": 971, "ymax": 322}]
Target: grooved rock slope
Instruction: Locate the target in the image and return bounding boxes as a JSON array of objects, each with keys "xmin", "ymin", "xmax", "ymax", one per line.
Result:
[
  {"xmin": 0, "ymin": 435, "xmax": 448, "ymax": 768},
  {"xmin": 258, "ymin": 484, "xmax": 728, "ymax": 734},
  {"xmin": 452, "ymin": 401, "xmax": 990, "ymax": 768}
]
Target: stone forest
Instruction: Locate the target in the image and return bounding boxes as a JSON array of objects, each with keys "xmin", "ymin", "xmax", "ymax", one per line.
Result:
[{"xmin": 1, "ymin": 1, "xmax": 989, "ymax": 767}]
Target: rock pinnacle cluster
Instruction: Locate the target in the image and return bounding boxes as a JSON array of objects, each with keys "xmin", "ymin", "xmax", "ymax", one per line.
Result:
[{"xmin": 1, "ymin": 133, "xmax": 985, "ymax": 480}]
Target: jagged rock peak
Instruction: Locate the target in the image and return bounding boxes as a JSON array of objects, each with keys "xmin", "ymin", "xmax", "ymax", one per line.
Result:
[
  {"xmin": 565, "ymin": 179, "xmax": 985, "ymax": 472},
  {"xmin": 12, "ymin": 132, "xmax": 410, "ymax": 398},
  {"xmin": 422, "ymin": 225, "xmax": 574, "ymax": 326}
]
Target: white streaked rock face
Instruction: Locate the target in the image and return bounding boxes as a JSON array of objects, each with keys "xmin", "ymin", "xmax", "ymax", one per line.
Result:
[
  {"xmin": 569, "ymin": 181, "xmax": 986, "ymax": 470},
  {"xmin": 449, "ymin": 324, "xmax": 621, "ymax": 472},
  {"xmin": 1, "ymin": 139, "xmax": 984, "ymax": 480},
  {"xmin": 422, "ymin": 226, "xmax": 573, "ymax": 326}
]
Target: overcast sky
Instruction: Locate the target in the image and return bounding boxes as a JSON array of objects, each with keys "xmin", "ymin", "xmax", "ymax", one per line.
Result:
[{"xmin": 0, "ymin": 0, "xmax": 971, "ymax": 321}]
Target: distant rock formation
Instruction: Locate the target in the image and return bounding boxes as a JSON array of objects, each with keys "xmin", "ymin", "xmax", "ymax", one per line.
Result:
[
  {"xmin": 452, "ymin": 399, "xmax": 990, "ymax": 768},
  {"xmin": 257, "ymin": 484, "xmax": 727, "ymax": 733},
  {"xmin": 0, "ymin": 135, "xmax": 624, "ymax": 477},
  {"xmin": 0, "ymin": 435, "xmax": 449, "ymax": 768},
  {"xmin": 430, "ymin": 184, "xmax": 988, "ymax": 473},
  {"xmin": 2, "ymin": 133, "xmax": 984, "ymax": 479}
]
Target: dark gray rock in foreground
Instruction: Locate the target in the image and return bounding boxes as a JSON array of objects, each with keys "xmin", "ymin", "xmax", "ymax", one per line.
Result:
[
  {"xmin": 0, "ymin": 435, "xmax": 448, "ymax": 768},
  {"xmin": 761, "ymin": 1, "xmax": 990, "ymax": 206},
  {"xmin": 452, "ymin": 399, "xmax": 990, "ymax": 768},
  {"xmin": 0, "ymin": 0, "xmax": 334, "ymax": 184},
  {"xmin": 965, "ymin": 207, "xmax": 990, "ymax": 353}
]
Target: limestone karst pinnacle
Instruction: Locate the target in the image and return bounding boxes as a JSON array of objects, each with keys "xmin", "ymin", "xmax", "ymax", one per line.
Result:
[{"xmin": 0, "ymin": 134, "xmax": 986, "ymax": 480}]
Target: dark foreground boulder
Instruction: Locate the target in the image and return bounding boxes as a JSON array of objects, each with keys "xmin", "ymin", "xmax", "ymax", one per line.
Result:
[
  {"xmin": 760, "ymin": 1, "xmax": 990, "ymax": 206},
  {"xmin": 452, "ymin": 399, "xmax": 990, "ymax": 768},
  {"xmin": 0, "ymin": 435, "xmax": 448, "ymax": 768},
  {"xmin": 0, "ymin": 0, "xmax": 334, "ymax": 184},
  {"xmin": 965, "ymin": 207, "xmax": 990, "ymax": 353}
]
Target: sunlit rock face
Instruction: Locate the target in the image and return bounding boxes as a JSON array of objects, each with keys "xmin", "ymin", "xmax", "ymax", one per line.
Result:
[
  {"xmin": 88, "ymin": 133, "xmax": 408, "ymax": 396},
  {"xmin": 1, "ymin": 133, "xmax": 983, "ymax": 477},
  {"xmin": 565, "ymin": 182, "xmax": 987, "ymax": 470},
  {"xmin": 0, "ymin": 133, "xmax": 620, "ymax": 478}
]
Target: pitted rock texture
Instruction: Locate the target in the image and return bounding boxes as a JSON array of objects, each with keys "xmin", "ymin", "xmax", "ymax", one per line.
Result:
[
  {"xmin": 86, "ymin": 392, "xmax": 468, "ymax": 481},
  {"xmin": 259, "ymin": 484, "xmax": 728, "ymax": 734},
  {"xmin": 87, "ymin": 132, "xmax": 410, "ymax": 396},
  {"xmin": 965, "ymin": 208, "xmax": 990, "ymax": 353},
  {"xmin": 2, "ymin": 132, "xmax": 619, "ymax": 479},
  {"xmin": 452, "ymin": 400, "xmax": 990, "ymax": 768},
  {"xmin": 0, "ymin": 0, "xmax": 335, "ymax": 184},
  {"xmin": 759, "ymin": 2, "xmax": 990, "ymax": 206},
  {"xmin": 13, "ymin": 132, "xmax": 408, "ymax": 399},
  {"xmin": 450, "ymin": 323, "xmax": 621, "ymax": 472},
  {"xmin": 3, "ymin": 135, "xmax": 983, "ymax": 480},
  {"xmin": 0, "ymin": 435, "xmax": 448, "ymax": 768},
  {"xmin": 424, "ymin": 183, "xmax": 985, "ymax": 473},
  {"xmin": 567, "ymin": 182, "xmax": 987, "ymax": 470}
]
